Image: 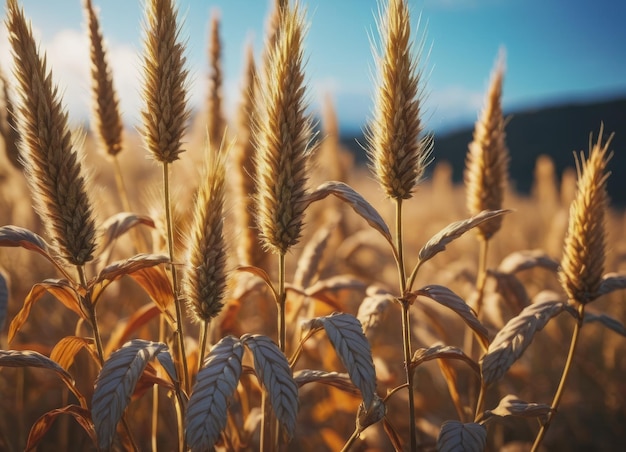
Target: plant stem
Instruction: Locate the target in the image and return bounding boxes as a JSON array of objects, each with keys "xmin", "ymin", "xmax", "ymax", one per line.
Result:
[
  {"xmin": 531, "ymin": 302, "xmax": 585, "ymax": 452},
  {"xmin": 395, "ymin": 199, "xmax": 417, "ymax": 452},
  {"xmin": 341, "ymin": 428, "xmax": 360, "ymax": 452},
  {"xmin": 152, "ymin": 313, "xmax": 166, "ymax": 452},
  {"xmin": 77, "ymin": 265, "xmax": 105, "ymax": 365},
  {"xmin": 475, "ymin": 237, "xmax": 490, "ymax": 317},
  {"xmin": 162, "ymin": 162, "xmax": 190, "ymax": 394},
  {"xmin": 278, "ymin": 252, "xmax": 287, "ymax": 353},
  {"xmin": 198, "ymin": 320, "xmax": 210, "ymax": 372}
]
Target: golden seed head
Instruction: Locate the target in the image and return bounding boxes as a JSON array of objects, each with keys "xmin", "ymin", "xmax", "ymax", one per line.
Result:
[
  {"xmin": 84, "ymin": 0, "xmax": 124, "ymax": 158},
  {"xmin": 465, "ymin": 52, "xmax": 509, "ymax": 239},
  {"xmin": 6, "ymin": 0, "xmax": 97, "ymax": 266},
  {"xmin": 254, "ymin": 1, "xmax": 312, "ymax": 255},
  {"xmin": 368, "ymin": 0, "xmax": 431, "ymax": 200},
  {"xmin": 559, "ymin": 129, "xmax": 612, "ymax": 304},
  {"xmin": 140, "ymin": 0, "xmax": 190, "ymax": 163},
  {"xmin": 206, "ymin": 11, "xmax": 225, "ymax": 150},
  {"xmin": 183, "ymin": 142, "xmax": 229, "ymax": 322}
]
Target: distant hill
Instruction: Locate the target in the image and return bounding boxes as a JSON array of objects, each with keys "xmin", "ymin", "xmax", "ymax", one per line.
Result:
[{"xmin": 339, "ymin": 96, "xmax": 626, "ymax": 206}]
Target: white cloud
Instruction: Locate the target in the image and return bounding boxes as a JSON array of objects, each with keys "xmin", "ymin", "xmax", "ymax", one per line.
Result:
[{"xmin": 425, "ymin": 85, "xmax": 484, "ymax": 130}]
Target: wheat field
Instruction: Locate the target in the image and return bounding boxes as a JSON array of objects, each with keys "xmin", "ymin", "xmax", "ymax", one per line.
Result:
[{"xmin": 0, "ymin": 0, "xmax": 625, "ymax": 451}]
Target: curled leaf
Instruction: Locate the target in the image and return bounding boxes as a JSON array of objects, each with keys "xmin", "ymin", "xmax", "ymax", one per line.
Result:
[
  {"xmin": 481, "ymin": 300, "xmax": 567, "ymax": 386},
  {"xmin": 25, "ymin": 405, "xmax": 96, "ymax": 451},
  {"xmin": 242, "ymin": 334, "xmax": 298, "ymax": 441},
  {"xmin": 186, "ymin": 336, "xmax": 244, "ymax": 451},
  {"xmin": 51, "ymin": 336, "xmax": 100, "ymax": 372},
  {"xmin": 304, "ymin": 313, "xmax": 377, "ymax": 407},
  {"xmin": 99, "ymin": 212, "xmax": 155, "ymax": 251},
  {"xmin": 437, "ymin": 420, "xmax": 486, "ymax": 452},
  {"xmin": 94, "ymin": 254, "xmax": 169, "ymax": 286},
  {"xmin": 481, "ymin": 394, "xmax": 552, "ymax": 424},
  {"xmin": 92, "ymin": 340, "xmax": 171, "ymax": 449},
  {"xmin": 410, "ymin": 344, "xmax": 480, "ymax": 376},
  {"xmin": 497, "ymin": 249, "xmax": 559, "ymax": 274}
]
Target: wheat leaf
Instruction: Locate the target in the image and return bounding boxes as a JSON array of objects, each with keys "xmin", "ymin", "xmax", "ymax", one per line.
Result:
[
  {"xmin": 25, "ymin": 405, "xmax": 96, "ymax": 451},
  {"xmin": 50, "ymin": 336, "xmax": 100, "ymax": 373},
  {"xmin": 236, "ymin": 265, "xmax": 278, "ymax": 301},
  {"xmin": 488, "ymin": 271, "xmax": 530, "ymax": 313},
  {"xmin": 357, "ymin": 290, "xmax": 393, "ymax": 337},
  {"xmin": 412, "ymin": 285, "xmax": 489, "ymax": 349},
  {"xmin": 497, "ymin": 249, "xmax": 559, "ymax": 274},
  {"xmin": 305, "ymin": 312, "xmax": 377, "ymax": 407},
  {"xmin": 597, "ymin": 273, "xmax": 626, "ymax": 297},
  {"xmin": 293, "ymin": 217, "xmax": 337, "ymax": 288},
  {"xmin": 481, "ymin": 394, "xmax": 552, "ymax": 424},
  {"xmin": 418, "ymin": 210, "xmax": 510, "ymax": 264},
  {"xmin": 127, "ymin": 266, "xmax": 176, "ymax": 325},
  {"xmin": 9, "ymin": 279, "xmax": 84, "ymax": 344},
  {"xmin": 99, "ymin": 212, "xmax": 155, "ymax": 251},
  {"xmin": 186, "ymin": 336, "xmax": 244, "ymax": 450},
  {"xmin": 105, "ymin": 304, "xmax": 162, "ymax": 356},
  {"xmin": 584, "ymin": 312, "xmax": 626, "ymax": 337},
  {"xmin": 293, "ymin": 369, "xmax": 360, "ymax": 396},
  {"xmin": 0, "ymin": 269, "xmax": 8, "ymax": 331},
  {"xmin": 410, "ymin": 344, "xmax": 480, "ymax": 376},
  {"xmin": 94, "ymin": 253, "xmax": 169, "ymax": 286},
  {"xmin": 304, "ymin": 181, "xmax": 394, "ymax": 253},
  {"xmin": 92, "ymin": 339, "xmax": 169, "ymax": 449},
  {"xmin": 242, "ymin": 334, "xmax": 298, "ymax": 440},
  {"xmin": 0, "ymin": 349, "xmax": 86, "ymax": 408},
  {"xmin": 481, "ymin": 300, "xmax": 567, "ymax": 386},
  {"xmin": 437, "ymin": 420, "xmax": 486, "ymax": 452}
]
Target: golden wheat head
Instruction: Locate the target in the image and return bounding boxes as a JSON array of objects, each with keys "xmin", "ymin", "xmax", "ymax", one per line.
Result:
[
  {"xmin": 84, "ymin": 0, "xmax": 124, "ymax": 157},
  {"xmin": 254, "ymin": 1, "xmax": 313, "ymax": 255},
  {"xmin": 559, "ymin": 128, "xmax": 612, "ymax": 305},
  {"xmin": 140, "ymin": 0, "xmax": 189, "ymax": 163},
  {"xmin": 465, "ymin": 51, "xmax": 509, "ymax": 239},
  {"xmin": 206, "ymin": 11, "xmax": 225, "ymax": 150},
  {"xmin": 6, "ymin": 0, "xmax": 97, "ymax": 266},
  {"xmin": 183, "ymin": 143, "xmax": 228, "ymax": 322},
  {"xmin": 367, "ymin": 0, "xmax": 431, "ymax": 201}
]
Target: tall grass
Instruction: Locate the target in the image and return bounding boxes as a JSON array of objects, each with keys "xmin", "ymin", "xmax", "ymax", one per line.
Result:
[{"xmin": 0, "ymin": 0, "xmax": 625, "ymax": 451}]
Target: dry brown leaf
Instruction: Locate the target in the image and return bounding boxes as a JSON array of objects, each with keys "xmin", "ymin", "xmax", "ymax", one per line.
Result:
[
  {"xmin": 293, "ymin": 216, "xmax": 338, "ymax": 288},
  {"xmin": 50, "ymin": 336, "xmax": 100, "ymax": 373},
  {"xmin": 99, "ymin": 212, "xmax": 155, "ymax": 251},
  {"xmin": 410, "ymin": 344, "xmax": 480, "ymax": 376},
  {"xmin": 128, "ymin": 266, "xmax": 176, "ymax": 327},
  {"xmin": 9, "ymin": 279, "xmax": 84, "ymax": 344},
  {"xmin": 25, "ymin": 405, "xmax": 96, "ymax": 451},
  {"xmin": 236, "ymin": 265, "xmax": 277, "ymax": 301},
  {"xmin": 94, "ymin": 253, "xmax": 169, "ymax": 286},
  {"xmin": 105, "ymin": 303, "xmax": 162, "ymax": 356}
]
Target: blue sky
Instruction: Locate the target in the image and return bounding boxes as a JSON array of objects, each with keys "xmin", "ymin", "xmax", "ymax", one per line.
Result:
[{"xmin": 1, "ymin": 0, "xmax": 625, "ymax": 133}]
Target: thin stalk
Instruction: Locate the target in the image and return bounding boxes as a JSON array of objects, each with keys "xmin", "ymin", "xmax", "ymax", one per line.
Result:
[
  {"xmin": 112, "ymin": 155, "xmax": 132, "ymax": 214},
  {"xmin": 198, "ymin": 320, "xmax": 210, "ymax": 372},
  {"xmin": 341, "ymin": 428, "xmax": 360, "ymax": 452},
  {"xmin": 395, "ymin": 199, "xmax": 417, "ymax": 452},
  {"xmin": 474, "ymin": 382, "xmax": 486, "ymax": 422},
  {"xmin": 162, "ymin": 162, "xmax": 190, "ymax": 393},
  {"xmin": 260, "ymin": 390, "xmax": 273, "ymax": 452},
  {"xmin": 278, "ymin": 252, "xmax": 287, "ymax": 353},
  {"xmin": 531, "ymin": 302, "xmax": 585, "ymax": 452},
  {"xmin": 152, "ymin": 314, "xmax": 166, "ymax": 452}
]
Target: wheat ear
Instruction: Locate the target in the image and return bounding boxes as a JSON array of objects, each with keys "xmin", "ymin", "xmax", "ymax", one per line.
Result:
[
  {"xmin": 206, "ymin": 11, "xmax": 225, "ymax": 150},
  {"xmin": 233, "ymin": 44, "xmax": 268, "ymax": 268},
  {"xmin": 6, "ymin": 0, "xmax": 97, "ymax": 267},
  {"xmin": 465, "ymin": 51, "xmax": 509, "ymax": 240},
  {"xmin": 532, "ymin": 127, "xmax": 613, "ymax": 451},
  {"xmin": 254, "ymin": 1, "xmax": 312, "ymax": 257},
  {"xmin": 0, "ymin": 69, "xmax": 21, "ymax": 170},
  {"xmin": 182, "ymin": 141, "xmax": 228, "ymax": 366}
]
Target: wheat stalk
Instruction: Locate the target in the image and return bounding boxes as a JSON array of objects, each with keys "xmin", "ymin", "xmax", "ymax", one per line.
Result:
[
  {"xmin": 6, "ymin": 0, "xmax": 97, "ymax": 268},
  {"xmin": 532, "ymin": 128, "xmax": 613, "ymax": 451},
  {"xmin": 206, "ymin": 11, "xmax": 225, "ymax": 151}
]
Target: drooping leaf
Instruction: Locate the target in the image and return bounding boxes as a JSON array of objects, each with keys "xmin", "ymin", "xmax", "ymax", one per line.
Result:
[
  {"xmin": 0, "ymin": 225, "xmax": 72, "ymax": 280},
  {"xmin": 94, "ymin": 254, "xmax": 169, "ymax": 286},
  {"xmin": 25, "ymin": 405, "xmax": 97, "ymax": 451},
  {"xmin": 418, "ymin": 210, "xmax": 510, "ymax": 264},
  {"xmin": 9, "ymin": 279, "xmax": 83, "ymax": 344},
  {"xmin": 410, "ymin": 344, "xmax": 480, "ymax": 376},
  {"xmin": 92, "ymin": 340, "xmax": 170, "ymax": 449},
  {"xmin": 584, "ymin": 312, "xmax": 626, "ymax": 337},
  {"xmin": 437, "ymin": 420, "xmax": 486, "ymax": 452},
  {"xmin": 127, "ymin": 266, "xmax": 176, "ymax": 327},
  {"xmin": 304, "ymin": 313, "xmax": 377, "ymax": 407},
  {"xmin": 481, "ymin": 394, "xmax": 552, "ymax": 424},
  {"xmin": 242, "ymin": 334, "xmax": 298, "ymax": 441},
  {"xmin": 411, "ymin": 285, "xmax": 489, "ymax": 349},
  {"xmin": 0, "ymin": 349, "xmax": 86, "ymax": 408},
  {"xmin": 497, "ymin": 249, "xmax": 559, "ymax": 274},
  {"xmin": 50, "ymin": 336, "xmax": 100, "ymax": 372},
  {"xmin": 303, "ymin": 181, "xmax": 394, "ymax": 255},
  {"xmin": 293, "ymin": 369, "xmax": 359, "ymax": 396},
  {"xmin": 236, "ymin": 265, "xmax": 277, "ymax": 301},
  {"xmin": 99, "ymin": 212, "xmax": 155, "ymax": 251},
  {"xmin": 481, "ymin": 300, "xmax": 568, "ymax": 386},
  {"xmin": 186, "ymin": 336, "xmax": 244, "ymax": 451},
  {"xmin": 597, "ymin": 273, "xmax": 626, "ymax": 297}
]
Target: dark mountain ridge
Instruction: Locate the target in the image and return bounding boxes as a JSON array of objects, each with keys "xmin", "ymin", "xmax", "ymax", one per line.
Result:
[{"xmin": 339, "ymin": 96, "xmax": 626, "ymax": 206}]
